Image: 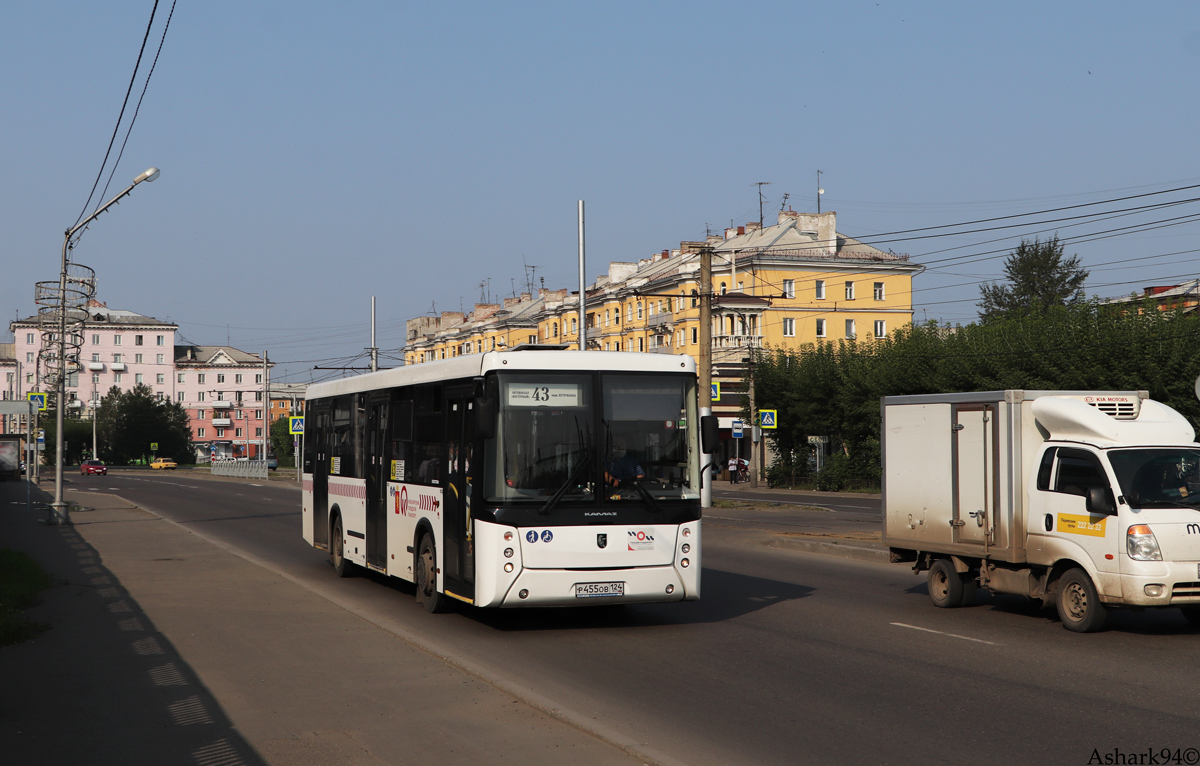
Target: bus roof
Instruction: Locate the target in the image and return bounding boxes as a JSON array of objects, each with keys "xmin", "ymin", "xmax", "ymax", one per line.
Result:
[{"xmin": 305, "ymin": 350, "xmax": 697, "ymax": 400}]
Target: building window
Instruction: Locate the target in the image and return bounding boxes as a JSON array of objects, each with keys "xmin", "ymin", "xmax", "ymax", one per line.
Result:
[
  {"xmin": 255, "ymin": 374, "xmax": 262, "ymax": 384},
  {"xmin": 255, "ymin": 427, "xmax": 263, "ymax": 437},
  {"xmin": 553, "ymin": 322, "xmax": 558, "ymax": 338},
  {"xmin": 783, "ymin": 280, "xmax": 795, "ymax": 299},
  {"xmin": 156, "ymin": 335, "xmax": 164, "ymax": 346},
  {"xmin": 135, "ymin": 374, "xmax": 144, "ymax": 384},
  {"xmin": 254, "ymin": 409, "xmax": 262, "ymax": 419},
  {"xmin": 178, "ymin": 373, "xmax": 185, "ymax": 383},
  {"xmin": 216, "ymin": 428, "xmax": 225, "ymax": 438},
  {"xmin": 157, "ymin": 373, "xmax": 165, "ymax": 384},
  {"xmin": 135, "ymin": 354, "xmax": 143, "ymax": 364},
  {"xmin": 114, "ymin": 373, "xmax": 122, "ymax": 384},
  {"xmin": 783, "ymin": 318, "xmax": 795, "ymax": 337},
  {"xmin": 92, "ymin": 334, "xmax": 100, "ymax": 345},
  {"xmin": 26, "ymin": 374, "xmax": 33, "ymax": 384},
  {"xmin": 691, "ymin": 327, "xmax": 698, "ymax": 344},
  {"xmin": 719, "ymin": 281, "xmax": 727, "ymax": 295},
  {"xmin": 198, "ymin": 373, "xmax": 206, "ymax": 384},
  {"xmin": 815, "ymin": 280, "xmax": 825, "ymax": 300},
  {"xmin": 845, "ymin": 281, "xmax": 855, "ymax": 300},
  {"xmin": 235, "ymin": 428, "xmax": 243, "ymax": 438},
  {"xmin": 614, "ymin": 308, "xmax": 621, "ymax": 325},
  {"xmin": 198, "ymin": 428, "xmax": 205, "ymax": 438},
  {"xmin": 571, "ymin": 318, "xmax": 577, "ymax": 334},
  {"xmin": 638, "ymin": 337, "xmax": 644, "ymax": 352},
  {"xmin": 156, "ymin": 354, "xmax": 164, "ymax": 364},
  {"xmin": 874, "ymin": 282, "xmax": 885, "ymax": 301},
  {"xmin": 814, "ymin": 317, "xmax": 826, "ymax": 337},
  {"xmin": 615, "ymin": 341, "xmax": 621, "ymax": 351},
  {"xmin": 92, "ymin": 373, "xmax": 100, "ymax": 384},
  {"xmin": 217, "ymin": 374, "xmax": 225, "ymax": 383},
  {"xmin": 26, "ymin": 332, "xmax": 35, "ymax": 344},
  {"xmin": 113, "ymin": 353, "xmax": 122, "ymax": 363},
  {"xmin": 845, "ymin": 319, "xmax": 856, "ymax": 339},
  {"xmin": 235, "ymin": 374, "xmax": 243, "ymax": 384},
  {"xmin": 135, "ymin": 335, "xmax": 144, "ymax": 346},
  {"xmin": 198, "ymin": 392, "xmax": 206, "ymax": 402},
  {"xmin": 26, "ymin": 352, "xmax": 33, "ymax": 363},
  {"xmin": 874, "ymin": 320, "xmax": 886, "ymax": 338},
  {"xmin": 114, "ymin": 335, "xmax": 122, "ymax": 345},
  {"xmin": 177, "ymin": 392, "xmax": 185, "ymax": 402},
  {"xmin": 236, "ymin": 391, "xmax": 243, "ymax": 402},
  {"xmin": 637, "ymin": 302, "xmax": 644, "ymax": 319},
  {"xmin": 527, "ymin": 335, "xmax": 536, "ymax": 344},
  {"xmin": 197, "ymin": 409, "xmax": 205, "ymax": 420},
  {"xmin": 92, "ymin": 353, "xmax": 100, "ymax": 362}
]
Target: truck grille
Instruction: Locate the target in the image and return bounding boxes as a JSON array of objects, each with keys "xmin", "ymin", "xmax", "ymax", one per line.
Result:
[
  {"xmin": 1171, "ymin": 582, "xmax": 1200, "ymax": 602},
  {"xmin": 1087, "ymin": 401, "xmax": 1138, "ymax": 419}
]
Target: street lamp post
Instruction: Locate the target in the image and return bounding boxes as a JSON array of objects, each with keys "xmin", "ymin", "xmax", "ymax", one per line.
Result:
[{"xmin": 50, "ymin": 167, "xmax": 159, "ymax": 525}]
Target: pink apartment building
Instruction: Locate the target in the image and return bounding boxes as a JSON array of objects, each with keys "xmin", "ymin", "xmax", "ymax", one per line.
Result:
[{"xmin": 8, "ymin": 300, "xmax": 272, "ymax": 461}]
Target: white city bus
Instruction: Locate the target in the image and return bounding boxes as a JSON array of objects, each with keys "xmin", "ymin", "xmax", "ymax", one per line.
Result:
[{"xmin": 301, "ymin": 348, "xmax": 709, "ymax": 611}]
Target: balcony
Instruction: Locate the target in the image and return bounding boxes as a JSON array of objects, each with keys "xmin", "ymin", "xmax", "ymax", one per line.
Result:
[
  {"xmin": 213, "ymin": 400, "xmax": 233, "ymax": 409},
  {"xmin": 212, "ymin": 418, "xmax": 232, "ymax": 427},
  {"xmin": 647, "ymin": 312, "xmax": 674, "ymax": 329},
  {"xmin": 649, "ymin": 345, "xmax": 677, "ymax": 354},
  {"xmin": 712, "ymin": 335, "xmax": 764, "ymax": 349},
  {"xmin": 87, "ymin": 362, "xmax": 105, "ymax": 371},
  {"xmin": 109, "ymin": 362, "xmax": 127, "ymax": 371}
]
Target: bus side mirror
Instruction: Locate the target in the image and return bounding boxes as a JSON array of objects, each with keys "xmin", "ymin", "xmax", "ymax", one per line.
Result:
[
  {"xmin": 1086, "ymin": 486, "xmax": 1116, "ymax": 516},
  {"xmin": 475, "ymin": 397, "xmax": 498, "ymax": 440},
  {"xmin": 700, "ymin": 415, "xmax": 719, "ymax": 454}
]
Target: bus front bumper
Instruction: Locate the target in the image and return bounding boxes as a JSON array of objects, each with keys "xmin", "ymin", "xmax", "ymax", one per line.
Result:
[{"xmin": 500, "ymin": 564, "xmax": 692, "ymax": 607}]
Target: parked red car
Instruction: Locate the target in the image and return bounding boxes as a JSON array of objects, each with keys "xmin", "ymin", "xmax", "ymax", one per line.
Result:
[{"xmin": 81, "ymin": 460, "xmax": 107, "ymax": 476}]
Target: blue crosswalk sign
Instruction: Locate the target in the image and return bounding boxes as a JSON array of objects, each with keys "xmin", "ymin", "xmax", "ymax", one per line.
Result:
[
  {"xmin": 758, "ymin": 409, "xmax": 777, "ymax": 429},
  {"xmin": 290, "ymin": 416, "xmax": 305, "ymax": 435},
  {"xmin": 711, "ymin": 382, "xmax": 720, "ymax": 402},
  {"xmin": 27, "ymin": 392, "xmax": 47, "ymax": 411}
]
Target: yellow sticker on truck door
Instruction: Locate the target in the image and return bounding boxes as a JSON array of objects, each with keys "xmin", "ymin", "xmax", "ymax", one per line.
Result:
[{"xmin": 1058, "ymin": 514, "xmax": 1107, "ymax": 537}]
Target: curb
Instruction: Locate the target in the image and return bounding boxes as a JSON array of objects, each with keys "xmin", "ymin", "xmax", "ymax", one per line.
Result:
[{"xmin": 768, "ymin": 535, "xmax": 889, "ymax": 563}]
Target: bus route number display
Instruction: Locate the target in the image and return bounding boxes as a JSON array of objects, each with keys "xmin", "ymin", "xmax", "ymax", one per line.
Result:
[{"xmin": 506, "ymin": 382, "xmax": 580, "ymax": 407}]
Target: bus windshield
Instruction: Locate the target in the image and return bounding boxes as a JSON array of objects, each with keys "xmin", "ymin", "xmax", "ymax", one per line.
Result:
[{"xmin": 483, "ymin": 371, "xmax": 698, "ymax": 504}]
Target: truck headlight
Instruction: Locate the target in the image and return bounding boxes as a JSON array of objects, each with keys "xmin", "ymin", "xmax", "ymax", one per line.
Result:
[{"xmin": 1127, "ymin": 524, "xmax": 1163, "ymax": 561}]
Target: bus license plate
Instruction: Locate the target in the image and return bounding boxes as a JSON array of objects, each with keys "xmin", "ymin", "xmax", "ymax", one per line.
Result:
[{"xmin": 575, "ymin": 582, "xmax": 624, "ymax": 598}]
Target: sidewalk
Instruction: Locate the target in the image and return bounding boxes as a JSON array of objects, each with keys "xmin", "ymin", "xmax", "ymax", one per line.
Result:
[{"xmin": 0, "ymin": 479, "xmax": 640, "ymax": 765}]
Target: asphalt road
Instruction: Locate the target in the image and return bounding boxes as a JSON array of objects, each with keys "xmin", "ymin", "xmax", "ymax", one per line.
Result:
[{"xmin": 71, "ymin": 471, "xmax": 1200, "ymax": 766}]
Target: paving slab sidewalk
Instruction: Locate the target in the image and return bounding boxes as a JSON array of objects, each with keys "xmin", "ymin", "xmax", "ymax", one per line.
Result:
[{"xmin": 0, "ymin": 480, "xmax": 641, "ymax": 766}]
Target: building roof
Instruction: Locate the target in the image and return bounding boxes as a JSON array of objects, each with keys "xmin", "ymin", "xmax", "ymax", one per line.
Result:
[
  {"xmin": 1104, "ymin": 279, "xmax": 1200, "ymax": 305},
  {"xmin": 174, "ymin": 345, "xmax": 270, "ymax": 367},
  {"xmin": 10, "ymin": 300, "xmax": 177, "ymax": 329}
]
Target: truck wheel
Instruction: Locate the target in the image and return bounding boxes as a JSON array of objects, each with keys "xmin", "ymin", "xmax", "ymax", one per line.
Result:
[
  {"xmin": 331, "ymin": 515, "xmax": 355, "ymax": 578},
  {"xmin": 415, "ymin": 533, "xmax": 448, "ymax": 613},
  {"xmin": 1180, "ymin": 607, "xmax": 1200, "ymax": 626},
  {"xmin": 1056, "ymin": 568, "xmax": 1107, "ymax": 632},
  {"xmin": 960, "ymin": 570, "xmax": 978, "ymax": 606},
  {"xmin": 928, "ymin": 559, "xmax": 964, "ymax": 608}
]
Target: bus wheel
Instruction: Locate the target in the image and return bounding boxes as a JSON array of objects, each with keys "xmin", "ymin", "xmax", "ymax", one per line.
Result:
[
  {"xmin": 928, "ymin": 559, "xmax": 964, "ymax": 608},
  {"xmin": 1056, "ymin": 568, "xmax": 1107, "ymax": 632},
  {"xmin": 415, "ymin": 533, "xmax": 447, "ymax": 613},
  {"xmin": 331, "ymin": 516, "xmax": 355, "ymax": 578}
]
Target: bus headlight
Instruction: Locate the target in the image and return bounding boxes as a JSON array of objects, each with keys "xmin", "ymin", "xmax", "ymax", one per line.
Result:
[
  {"xmin": 681, "ymin": 543, "xmax": 690, "ymax": 554},
  {"xmin": 504, "ymin": 531, "xmax": 514, "ymax": 542},
  {"xmin": 1127, "ymin": 525, "xmax": 1163, "ymax": 561},
  {"xmin": 682, "ymin": 527, "xmax": 692, "ymax": 538},
  {"xmin": 680, "ymin": 558, "xmax": 690, "ymax": 568},
  {"xmin": 504, "ymin": 548, "xmax": 514, "ymax": 558},
  {"xmin": 504, "ymin": 562, "xmax": 514, "ymax": 573}
]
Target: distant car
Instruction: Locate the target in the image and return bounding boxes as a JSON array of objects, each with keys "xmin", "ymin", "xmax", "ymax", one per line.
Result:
[
  {"xmin": 150, "ymin": 457, "xmax": 177, "ymax": 470},
  {"xmin": 81, "ymin": 460, "xmax": 107, "ymax": 476},
  {"xmin": 266, "ymin": 453, "xmax": 278, "ymax": 470}
]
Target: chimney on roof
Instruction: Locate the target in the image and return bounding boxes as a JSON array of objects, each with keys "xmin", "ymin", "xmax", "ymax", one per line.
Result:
[
  {"xmin": 661, "ymin": 249, "xmax": 669, "ymax": 260},
  {"xmin": 779, "ymin": 209, "xmax": 799, "ymax": 223},
  {"xmin": 745, "ymin": 222, "xmax": 761, "ymax": 232}
]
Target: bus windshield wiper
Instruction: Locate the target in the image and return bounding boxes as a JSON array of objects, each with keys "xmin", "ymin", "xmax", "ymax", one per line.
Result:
[
  {"xmin": 631, "ymin": 479, "xmax": 664, "ymax": 513},
  {"xmin": 537, "ymin": 450, "xmax": 589, "ymax": 516}
]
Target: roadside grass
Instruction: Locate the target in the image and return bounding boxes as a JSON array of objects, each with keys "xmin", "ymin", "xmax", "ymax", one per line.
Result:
[{"xmin": 0, "ymin": 548, "xmax": 53, "ymax": 647}]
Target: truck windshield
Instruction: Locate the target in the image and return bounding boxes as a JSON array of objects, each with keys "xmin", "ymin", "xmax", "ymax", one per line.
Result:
[{"xmin": 1108, "ymin": 448, "xmax": 1200, "ymax": 507}]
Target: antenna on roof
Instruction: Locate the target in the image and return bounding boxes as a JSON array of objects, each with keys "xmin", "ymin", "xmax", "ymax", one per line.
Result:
[
  {"xmin": 705, "ymin": 223, "xmax": 712, "ymax": 237},
  {"xmin": 752, "ymin": 181, "xmax": 772, "ymax": 228},
  {"xmin": 226, "ymin": 324, "xmax": 230, "ymax": 346},
  {"xmin": 479, "ymin": 280, "xmax": 487, "ymax": 303},
  {"xmin": 780, "ymin": 192, "xmax": 790, "ymax": 211}
]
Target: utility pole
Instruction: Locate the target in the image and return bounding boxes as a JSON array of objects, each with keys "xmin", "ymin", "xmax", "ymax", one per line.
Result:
[
  {"xmin": 753, "ymin": 182, "xmax": 772, "ymax": 229},
  {"xmin": 578, "ymin": 200, "xmax": 587, "ymax": 351},
  {"xmin": 747, "ymin": 354, "xmax": 758, "ymax": 489},
  {"xmin": 262, "ymin": 350, "xmax": 268, "ymax": 463},
  {"xmin": 369, "ymin": 296, "xmax": 378, "ymax": 373},
  {"xmin": 699, "ymin": 244, "xmax": 713, "ymax": 509}
]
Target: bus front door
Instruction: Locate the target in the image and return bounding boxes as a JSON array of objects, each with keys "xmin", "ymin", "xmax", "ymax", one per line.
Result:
[
  {"xmin": 365, "ymin": 397, "xmax": 389, "ymax": 570},
  {"xmin": 312, "ymin": 406, "xmax": 330, "ymax": 549},
  {"xmin": 442, "ymin": 389, "xmax": 476, "ymax": 602}
]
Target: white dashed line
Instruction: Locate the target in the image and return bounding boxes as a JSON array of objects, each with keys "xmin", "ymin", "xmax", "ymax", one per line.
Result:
[{"xmin": 890, "ymin": 622, "xmax": 999, "ymax": 645}]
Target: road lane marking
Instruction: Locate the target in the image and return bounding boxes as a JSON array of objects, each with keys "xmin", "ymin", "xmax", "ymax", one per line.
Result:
[{"xmin": 890, "ymin": 622, "xmax": 999, "ymax": 645}]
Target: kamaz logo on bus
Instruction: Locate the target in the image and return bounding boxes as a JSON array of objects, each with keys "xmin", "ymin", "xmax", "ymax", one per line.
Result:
[{"xmin": 1187, "ymin": 523, "xmax": 1200, "ymax": 535}]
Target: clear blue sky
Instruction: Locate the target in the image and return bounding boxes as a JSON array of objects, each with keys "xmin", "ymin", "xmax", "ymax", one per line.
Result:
[{"xmin": 4, "ymin": 2, "xmax": 1199, "ymax": 383}]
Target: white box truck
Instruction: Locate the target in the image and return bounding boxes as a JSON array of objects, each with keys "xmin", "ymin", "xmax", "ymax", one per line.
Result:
[{"xmin": 883, "ymin": 390, "xmax": 1200, "ymax": 632}]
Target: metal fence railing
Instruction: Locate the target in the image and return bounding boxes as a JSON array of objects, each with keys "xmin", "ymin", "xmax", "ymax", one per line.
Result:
[{"xmin": 210, "ymin": 459, "xmax": 268, "ymax": 480}]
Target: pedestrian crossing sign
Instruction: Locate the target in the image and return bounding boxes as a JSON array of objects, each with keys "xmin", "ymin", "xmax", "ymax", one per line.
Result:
[
  {"xmin": 758, "ymin": 409, "xmax": 777, "ymax": 429},
  {"xmin": 711, "ymin": 382, "xmax": 720, "ymax": 401},
  {"xmin": 27, "ymin": 392, "xmax": 47, "ymax": 411},
  {"xmin": 290, "ymin": 416, "xmax": 305, "ymax": 435}
]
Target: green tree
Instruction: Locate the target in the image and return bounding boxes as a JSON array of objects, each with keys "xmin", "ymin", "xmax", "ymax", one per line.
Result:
[
  {"xmin": 96, "ymin": 384, "xmax": 192, "ymax": 465},
  {"xmin": 269, "ymin": 416, "xmax": 297, "ymax": 466},
  {"xmin": 978, "ymin": 236, "xmax": 1089, "ymax": 322}
]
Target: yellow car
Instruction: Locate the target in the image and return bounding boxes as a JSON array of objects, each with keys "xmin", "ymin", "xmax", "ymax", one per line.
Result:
[{"xmin": 150, "ymin": 457, "xmax": 177, "ymax": 470}]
